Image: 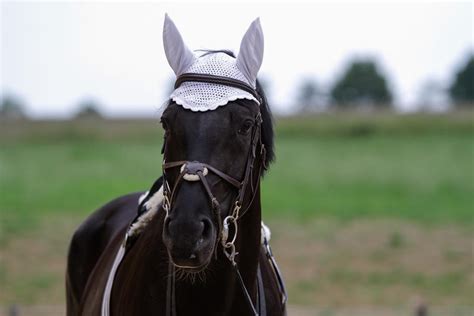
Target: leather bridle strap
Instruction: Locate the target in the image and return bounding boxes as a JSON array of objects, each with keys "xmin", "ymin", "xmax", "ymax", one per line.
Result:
[
  {"xmin": 234, "ymin": 264, "xmax": 259, "ymax": 316},
  {"xmin": 257, "ymin": 264, "xmax": 266, "ymax": 316},
  {"xmin": 235, "ymin": 115, "xmax": 265, "ymax": 220},
  {"xmin": 175, "ymin": 73, "xmax": 261, "ymax": 103},
  {"xmin": 166, "ymin": 262, "xmax": 177, "ymax": 316},
  {"xmin": 164, "ymin": 257, "xmax": 263, "ymax": 316},
  {"xmin": 163, "ymin": 161, "xmax": 242, "ymax": 189}
]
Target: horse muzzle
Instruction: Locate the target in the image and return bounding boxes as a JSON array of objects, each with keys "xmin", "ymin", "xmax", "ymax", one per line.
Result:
[{"xmin": 162, "ymin": 215, "xmax": 216, "ymax": 269}]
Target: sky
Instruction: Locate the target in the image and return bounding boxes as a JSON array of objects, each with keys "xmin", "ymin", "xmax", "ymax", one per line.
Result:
[{"xmin": 1, "ymin": 1, "xmax": 473, "ymax": 118}]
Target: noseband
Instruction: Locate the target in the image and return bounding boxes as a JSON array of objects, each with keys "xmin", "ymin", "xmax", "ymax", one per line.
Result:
[{"xmin": 162, "ymin": 73, "xmax": 266, "ymax": 263}]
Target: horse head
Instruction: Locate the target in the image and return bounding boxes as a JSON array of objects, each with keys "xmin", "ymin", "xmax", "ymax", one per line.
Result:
[{"xmin": 160, "ymin": 14, "xmax": 274, "ymax": 271}]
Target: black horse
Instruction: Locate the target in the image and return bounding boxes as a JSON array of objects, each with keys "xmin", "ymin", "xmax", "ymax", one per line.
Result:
[{"xmin": 66, "ymin": 15, "xmax": 286, "ymax": 316}]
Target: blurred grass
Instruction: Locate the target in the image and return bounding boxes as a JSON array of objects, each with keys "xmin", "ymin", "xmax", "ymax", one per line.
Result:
[
  {"xmin": 263, "ymin": 133, "xmax": 473, "ymax": 222},
  {"xmin": 0, "ymin": 111, "xmax": 473, "ymax": 307},
  {"xmin": 1, "ymin": 112, "xmax": 473, "ymax": 235}
]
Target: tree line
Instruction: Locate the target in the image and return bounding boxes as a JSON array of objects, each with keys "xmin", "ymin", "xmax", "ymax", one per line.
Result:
[
  {"xmin": 1, "ymin": 53, "xmax": 472, "ymax": 119},
  {"xmin": 296, "ymin": 53, "xmax": 473, "ymax": 112}
]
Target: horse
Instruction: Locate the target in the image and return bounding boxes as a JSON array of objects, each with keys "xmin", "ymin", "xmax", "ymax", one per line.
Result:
[{"xmin": 66, "ymin": 14, "xmax": 287, "ymax": 316}]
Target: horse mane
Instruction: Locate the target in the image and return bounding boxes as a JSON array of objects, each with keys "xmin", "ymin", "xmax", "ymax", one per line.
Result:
[
  {"xmin": 168, "ymin": 49, "xmax": 275, "ymax": 173},
  {"xmin": 254, "ymin": 78, "xmax": 275, "ymax": 173}
]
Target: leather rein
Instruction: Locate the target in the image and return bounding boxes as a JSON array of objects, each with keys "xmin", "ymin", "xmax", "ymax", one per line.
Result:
[{"xmin": 162, "ymin": 73, "xmax": 267, "ymax": 316}]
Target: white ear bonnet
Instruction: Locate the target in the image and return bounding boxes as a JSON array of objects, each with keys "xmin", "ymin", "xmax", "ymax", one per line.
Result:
[
  {"xmin": 170, "ymin": 53, "xmax": 259, "ymax": 111},
  {"xmin": 163, "ymin": 15, "xmax": 264, "ymax": 112}
]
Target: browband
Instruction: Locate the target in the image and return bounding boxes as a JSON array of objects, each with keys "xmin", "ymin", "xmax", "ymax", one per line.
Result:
[{"xmin": 175, "ymin": 73, "xmax": 261, "ymax": 103}]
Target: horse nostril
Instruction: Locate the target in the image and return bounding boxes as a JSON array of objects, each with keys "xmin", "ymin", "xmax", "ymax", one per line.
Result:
[{"xmin": 201, "ymin": 218, "xmax": 212, "ymax": 240}]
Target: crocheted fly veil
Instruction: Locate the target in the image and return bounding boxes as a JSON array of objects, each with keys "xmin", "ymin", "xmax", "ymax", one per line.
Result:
[
  {"xmin": 163, "ymin": 14, "xmax": 264, "ymax": 112},
  {"xmin": 171, "ymin": 53, "xmax": 260, "ymax": 111}
]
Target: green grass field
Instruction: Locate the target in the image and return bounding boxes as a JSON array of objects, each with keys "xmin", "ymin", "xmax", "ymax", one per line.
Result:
[
  {"xmin": 1, "ymin": 113, "xmax": 473, "ymax": 229},
  {"xmin": 0, "ymin": 112, "xmax": 473, "ymax": 311}
]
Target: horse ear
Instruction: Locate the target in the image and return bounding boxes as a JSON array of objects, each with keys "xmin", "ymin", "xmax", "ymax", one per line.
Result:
[
  {"xmin": 163, "ymin": 14, "xmax": 195, "ymax": 76},
  {"xmin": 236, "ymin": 18, "xmax": 264, "ymax": 86}
]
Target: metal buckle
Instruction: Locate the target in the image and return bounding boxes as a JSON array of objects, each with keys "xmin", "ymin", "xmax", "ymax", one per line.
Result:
[
  {"xmin": 162, "ymin": 193, "xmax": 171, "ymax": 216},
  {"xmin": 232, "ymin": 201, "xmax": 241, "ymax": 218},
  {"xmin": 221, "ymin": 215, "xmax": 239, "ymax": 265}
]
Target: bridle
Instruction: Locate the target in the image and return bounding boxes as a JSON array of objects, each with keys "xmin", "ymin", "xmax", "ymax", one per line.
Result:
[{"xmin": 161, "ymin": 73, "xmax": 267, "ymax": 315}]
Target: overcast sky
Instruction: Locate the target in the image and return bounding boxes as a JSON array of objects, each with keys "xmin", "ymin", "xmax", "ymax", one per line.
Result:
[{"xmin": 1, "ymin": 1, "xmax": 472, "ymax": 118}]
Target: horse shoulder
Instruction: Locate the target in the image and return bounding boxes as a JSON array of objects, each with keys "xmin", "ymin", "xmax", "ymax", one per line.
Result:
[{"xmin": 66, "ymin": 192, "xmax": 143, "ymax": 316}]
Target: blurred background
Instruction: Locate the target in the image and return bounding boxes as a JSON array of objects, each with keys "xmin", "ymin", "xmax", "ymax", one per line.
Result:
[{"xmin": 0, "ymin": 1, "xmax": 473, "ymax": 315}]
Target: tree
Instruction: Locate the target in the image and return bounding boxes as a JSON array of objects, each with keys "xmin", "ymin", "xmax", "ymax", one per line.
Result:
[
  {"xmin": 296, "ymin": 79, "xmax": 321, "ymax": 112},
  {"xmin": 0, "ymin": 94, "xmax": 27, "ymax": 120},
  {"xmin": 417, "ymin": 80, "xmax": 449, "ymax": 112},
  {"xmin": 331, "ymin": 59, "xmax": 392, "ymax": 107},
  {"xmin": 449, "ymin": 54, "xmax": 474, "ymax": 105},
  {"xmin": 74, "ymin": 99, "xmax": 103, "ymax": 119}
]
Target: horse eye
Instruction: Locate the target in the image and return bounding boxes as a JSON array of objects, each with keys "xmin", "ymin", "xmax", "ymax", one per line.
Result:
[{"xmin": 238, "ymin": 120, "xmax": 253, "ymax": 135}]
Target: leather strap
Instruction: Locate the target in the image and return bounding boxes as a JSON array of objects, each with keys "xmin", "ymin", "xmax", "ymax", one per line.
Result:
[
  {"xmin": 231, "ymin": 113, "xmax": 264, "ymax": 219},
  {"xmin": 234, "ymin": 264, "xmax": 258, "ymax": 316},
  {"xmin": 166, "ymin": 262, "xmax": 177, "ymax": 316},
  {"xmin": 175, "ymin": 73, "xmax": 261, "ymax": 103},
  {"xmin": 263, "ymin": 238, "xmax": 287, "ymax": 310},
  {"xmin": 163, "ymin": 161, "xmax": 242, "ymax": 189},
  {"xmin": 257, "ymin": 264, "xmax": 266, "ymax": 316}
]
